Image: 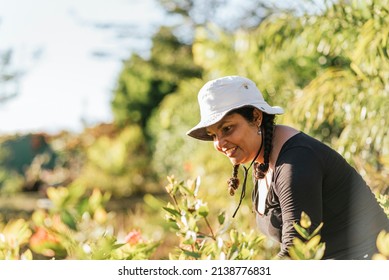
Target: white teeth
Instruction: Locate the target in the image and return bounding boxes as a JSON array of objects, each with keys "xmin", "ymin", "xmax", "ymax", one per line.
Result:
[{"xmin": 223, "ymin": 147, "xmax": 236, "ymax": 156}]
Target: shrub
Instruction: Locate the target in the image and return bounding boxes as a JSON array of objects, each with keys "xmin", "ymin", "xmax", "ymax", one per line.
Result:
[
  {"xmin": 163, "ymin": 176, "xmax": 277, "ymax": 260},
  {"xmin": 0, "ymin": 182, "xmax": 160, "ymax": 260}
]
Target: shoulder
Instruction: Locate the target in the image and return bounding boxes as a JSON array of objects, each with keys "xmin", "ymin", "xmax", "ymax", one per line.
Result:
[
  {"xmin": 270, "ymin": 125, "xmax": 300, "ymax": 167},
  {"xmin": 274, "ymin": 129, "xmax": 330, "ymax": 177}
]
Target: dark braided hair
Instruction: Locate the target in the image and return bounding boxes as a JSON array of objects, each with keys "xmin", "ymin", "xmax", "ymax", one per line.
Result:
[
  {"xmin": 254, "ymin": 113, "xmax": 275, "ymax": 179},
  {"xmin": 227, "ymin": 164, "xmax": 240, "ymax": 196}
]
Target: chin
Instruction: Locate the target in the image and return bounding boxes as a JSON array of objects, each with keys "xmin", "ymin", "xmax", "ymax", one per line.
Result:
[{"xmin": 229, "ymin": 158, "xmax": 246, "ymax": 166}]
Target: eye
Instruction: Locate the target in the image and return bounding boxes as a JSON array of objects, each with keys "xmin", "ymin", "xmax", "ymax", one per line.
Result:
[{"xmin": 222, "ymin": 125, "xmax": 232, "ymax": 135}]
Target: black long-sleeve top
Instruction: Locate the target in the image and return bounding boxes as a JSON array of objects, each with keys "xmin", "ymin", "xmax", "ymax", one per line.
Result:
[{"xmin": 254, "ymin": 132, "xmax": 389, "ymax": 259}]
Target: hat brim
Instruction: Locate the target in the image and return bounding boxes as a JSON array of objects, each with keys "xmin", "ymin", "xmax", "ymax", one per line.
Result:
[{"xmin": 187, "ymin": 103, "xmax": 284, "ymax": 141}]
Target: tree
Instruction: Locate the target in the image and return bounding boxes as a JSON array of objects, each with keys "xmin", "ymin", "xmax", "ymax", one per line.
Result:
[
  {"xmin": 0, "ymin": 49, "xmax": 19, "ymax": 104},
  {"xmin": 111, "ymin": 26, "xmax": 202, "ymax": 129}
]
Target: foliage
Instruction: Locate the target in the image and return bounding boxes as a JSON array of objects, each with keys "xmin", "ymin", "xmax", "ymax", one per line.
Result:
[
  {"xmin": 0, "ymin": 218, "xmax": 32, "ymax": 260},
  {"xmin": 75, "ymin": 125, "xmax": 156, "ymax": 197},
  {"xmin": 0, "ymin": 48, "xmax": 19, "ymax": 103},
  {"xmin": 0, "ymin": 134, "xmax": 57, "ymax": 193},
  {"xmin": 111, "ymin": 26, "xmax": 201, "ymax": 128},
  {"xmin": 163, "ymin": 175, "xmax": 277, "ymax": 260},
  {"xmin": 34, "ymin": 183, "xmax": 160, "ymax": 259},
  {"xmin": 1, "ymin": 175, "xmax": 389, "ymax": 260},
  {"xmin": 0, "ymin": 168, "xmax": 24, "ymax": 194},
  {"xmin": 288, "ymin": 211, "xmax": 326, "ymax": 260},
  {"xmin": 372, "ymin": 230, "xmax": 389, "ymax": 260},
  {"xmin": 0, "ymin": 182, "xmax": 160, "ymax": 260}
]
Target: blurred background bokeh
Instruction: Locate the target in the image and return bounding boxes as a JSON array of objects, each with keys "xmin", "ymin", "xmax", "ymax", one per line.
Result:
[{"xmin": 1, "ymin": 0, "xmax": 388, "ymax": 259}]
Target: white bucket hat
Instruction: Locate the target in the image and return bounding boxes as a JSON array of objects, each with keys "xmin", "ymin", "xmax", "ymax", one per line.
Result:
[{"xmin": 187, "ymin": 75, "xmax": 284, "ymax": 141}]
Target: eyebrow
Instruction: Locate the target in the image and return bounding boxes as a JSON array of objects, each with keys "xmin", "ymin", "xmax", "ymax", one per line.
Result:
[{"xmin": 206, "ymin": 117, "xmax": 233, "ymax": 134}]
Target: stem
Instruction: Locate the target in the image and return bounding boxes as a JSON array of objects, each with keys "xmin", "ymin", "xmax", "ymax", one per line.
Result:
[
  {"xmin": 197, "ymin": 231, "xmax": 216, "ymax": 240},
  {"xmin": 170, "ymin": 194, "xmax": 181, "ymax": 212},
  {"xmin": 204, "ymin": 217, "xmax": 215, "ymax": 239}
]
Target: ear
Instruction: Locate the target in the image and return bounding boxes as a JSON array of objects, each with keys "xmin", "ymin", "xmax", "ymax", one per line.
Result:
[{"xmin": 253, "ymin": 108, "xmax": 263, "ymax": 126}]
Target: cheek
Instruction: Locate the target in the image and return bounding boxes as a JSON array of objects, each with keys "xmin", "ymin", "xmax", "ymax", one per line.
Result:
[{"xmin": 213, "ymin": 141, "xmax": 221, "ymax": 152}]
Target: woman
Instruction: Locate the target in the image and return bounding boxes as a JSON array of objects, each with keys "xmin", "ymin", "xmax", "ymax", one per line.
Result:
[{"xmin": 187, "ymin": 75, "xmax": 389, "ymax": 259}]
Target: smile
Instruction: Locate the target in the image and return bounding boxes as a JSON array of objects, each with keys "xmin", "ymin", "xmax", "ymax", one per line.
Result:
[{"xmin": 223, "ymin": 146, "xmax": 238, "ymax": 157}]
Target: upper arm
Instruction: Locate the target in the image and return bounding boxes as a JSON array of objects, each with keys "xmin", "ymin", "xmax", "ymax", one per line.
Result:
[{"xmin": 274, "ymin": 146, "xmax": 324, "ymax": 255}]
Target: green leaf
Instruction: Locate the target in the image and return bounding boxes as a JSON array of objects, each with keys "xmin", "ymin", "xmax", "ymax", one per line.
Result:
[
  {"xmin": 306, "ymin": 235, "xmax": 321, "ymax": 250},
  {"xmin": 218, "ymin": 212, "xmax": 225, "ymax": 225},
  {"xmin": 314, "ymin": 243, "xmax": 326, "ymax": 260},
  {"xmin": 181, "ymin": 249, "xmax": 201, "ymax": 259},
  {"xmin": 162, "ymin": 207, "xmax": 180, "ymax": 217},
  {"xmin": 60, "ymin": 210, "xmax": 77, "ymax": 230},
  {"xmin": 289, "ymin": 246, "xmax": 305, "ymax": 260},
  {"xmin": 376, "ymin": 230, "xmax": 389, "ymax": 257},
  {"xmin": 294, "ymin": 223, "xmax": 310, "ymax": 240},
  {"xmin": 308, "ymin": 222, "xmax": 324, "ymax": 240},
  {"xmin": 198, "ymin": 205, "xmax": 209, "ymax": 217},
  {"xmin": 300, "ymin": 211, "xmax": 311, "ymax": 228}
]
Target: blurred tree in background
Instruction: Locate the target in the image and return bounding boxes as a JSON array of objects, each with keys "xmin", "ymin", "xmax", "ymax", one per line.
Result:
[
  {"xmin": 111, "ymin": 26, "xmax": 202, "ymax": 129},
  {"xmin": 0, "ymin": 48, "xmax": 19, "ymax": 103}
]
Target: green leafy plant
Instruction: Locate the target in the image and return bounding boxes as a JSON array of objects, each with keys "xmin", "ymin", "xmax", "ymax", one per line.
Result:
[
  {"xmin": 28, "ymin": 183, "xmax": 160, "ymax": 259},
  {"xmin": 1, "ymin": 181, "xmax": 160, "ymax": 260},
  {"xmin": 288, "ymin": 211, "xmax": 326, "ymax": 260},
  {"xmin": 163, "ymin": 175, "xmax": 271, "ymax": 260},
  {"xmin": 0, "ymin": 218, "xmax": 33, "ymax": 260}
]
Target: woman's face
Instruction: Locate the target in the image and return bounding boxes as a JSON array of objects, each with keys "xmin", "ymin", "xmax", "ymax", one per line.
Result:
[{"xmin": 206, "ymin": 112, "xmax": 262, "ymax": 165}]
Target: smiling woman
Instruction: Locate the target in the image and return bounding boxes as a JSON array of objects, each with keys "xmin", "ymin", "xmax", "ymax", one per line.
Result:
[{"xmin": 187, "ymin": 75, "xmax": 389, "ymax": 260}]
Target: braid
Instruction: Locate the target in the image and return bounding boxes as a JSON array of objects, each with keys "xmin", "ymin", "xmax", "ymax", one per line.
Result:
[
  {"xmin": 254, "ymin": 113, "xmax": 275, "ymax": 179},
  {"xmin": 227, "ymin": 164, "xmax": 240, "ymax": 196}
]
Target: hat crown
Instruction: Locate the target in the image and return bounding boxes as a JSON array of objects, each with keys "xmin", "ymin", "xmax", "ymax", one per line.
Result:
[
  {"xmin": 187, "ymin": 75, "xmax": 283, "ymax": 141},
  {"xmin": 198, "ymin": 76, "xmax": 264, "ymax": 118}
]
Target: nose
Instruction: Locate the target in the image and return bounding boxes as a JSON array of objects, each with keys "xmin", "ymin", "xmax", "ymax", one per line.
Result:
[{"xmin": 213, "ymin": 135, "xmax": 225, "ymax": 152}]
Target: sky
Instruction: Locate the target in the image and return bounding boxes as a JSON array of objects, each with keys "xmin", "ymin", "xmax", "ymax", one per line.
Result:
[{"xmin": 0, "ymin": 0, "xmax": 165, "ymax": 135}]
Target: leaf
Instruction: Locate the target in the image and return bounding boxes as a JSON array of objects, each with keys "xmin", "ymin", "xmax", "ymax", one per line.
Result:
[
  {"xmin": 313, "ymin": 243, "xmax": 326, "ymax": 260},
  {"xmin": 300, "ymin": 211, "xmax": 311, "ymax": 228},
  {"xmin": 289, "ymin": 246, "xmax": 305, "ymax": 260},
  {"xmin": 181, "ymin": 249, "xmax": 201, "ymax": 259},
  {"xmin": 60, "ymin": 210, "xmax": 77, "ymax": 230},
  {"xmin": 376, "ymin": 230, "xmax": 389, "ymax": 257},
  {"xmin": 294, "ymin": 223, "xmax": 310, "ymax": 240},
  {"xmin": 306, "ymin": 235, "xmax": 321, "ymax": 250},
  {"xmin": 198, "ymin": 205, "xmax": 209, "ymax": 218},
  {"xmin": 229, "ymin": 229, "xmax": 238, "ymax": 243},
  {"xmin": 3, "ymin": 219, "xmax": 32, "ymax": 246},
  {"xmin": 218, "ymin": 212, "xmax": 225, "ymax": 225},
  {"xmin": 162, "ymin": 207, "xmax": 180, "ymax": 217},
  {"xmin": 194, "ymin": 176, "xmax": 201, "ymax": 197},
  {"xmin": 308, "ymin": 222, "xmax": 324, "ymax": 240},
  {"xmin": 21, "ymin": 249, "xmax": 33, "ymax": 260}
]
